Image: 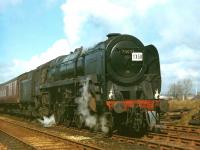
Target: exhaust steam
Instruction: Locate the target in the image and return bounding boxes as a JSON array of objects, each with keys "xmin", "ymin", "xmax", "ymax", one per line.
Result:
[
  {"xmin": 75, "ymin": 78, "xmax": 97, "ymax": 129},
  {"xmin": 38, "ymin": 114, "xmax": 56, "ymax": 127},
  {"xmin": 75, "ymin": 78, "xmax": 110, "ymax": 134}
]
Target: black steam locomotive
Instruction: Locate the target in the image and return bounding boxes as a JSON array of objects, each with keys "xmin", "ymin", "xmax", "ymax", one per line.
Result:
[{"xmin": 0, "ymin": 33, "xmax": 161, "ymax": 136}]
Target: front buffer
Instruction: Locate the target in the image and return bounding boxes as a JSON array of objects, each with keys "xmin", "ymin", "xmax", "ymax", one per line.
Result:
[{"xmin": 106, "ymin": 99, "xmax": 160, "ymax": 137}]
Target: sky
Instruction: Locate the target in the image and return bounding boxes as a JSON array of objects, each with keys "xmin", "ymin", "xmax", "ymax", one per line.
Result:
[{"xmin": 0, "ymin": 0, "xmax": 200, "ymax": 94}]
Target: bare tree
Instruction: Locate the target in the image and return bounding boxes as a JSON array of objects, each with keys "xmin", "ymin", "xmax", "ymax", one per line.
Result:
[
  {"xmin": 168, "ymin": 79, "xmax": 193, "ymax": 100},
  {"xmin": 181, "ymin": 79, "xmax": 193, "ymax": 100},
  {"xmin": 168, "ymin": 83, "xmax": 178, "ymax": 99}
]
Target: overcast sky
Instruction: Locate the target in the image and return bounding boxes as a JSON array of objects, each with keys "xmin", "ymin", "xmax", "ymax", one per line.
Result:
[{"xmin": 0, "ymin": 0, "xmax": 200, "ymax": 94}]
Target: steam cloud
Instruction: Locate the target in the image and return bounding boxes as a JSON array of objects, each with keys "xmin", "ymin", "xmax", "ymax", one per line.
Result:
[
  {"xmin": 75, "ymin": 78, "xmax": 97, "ymax": 129},
  {"xmin": 100, "ymin": 116, "xmax": 109, "ymax": 134},
  {"xmin": 75, "ymin": 78, "xmax": 110, "ymax": 134},
  {"xmin": 38, "ymin": 114, "xmax": 56, "ymax": 127}
]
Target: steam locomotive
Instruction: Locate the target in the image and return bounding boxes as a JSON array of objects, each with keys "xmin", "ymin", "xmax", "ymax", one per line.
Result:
[{"xmin": 0, "ymin": 33, "xmax": 161, "ymax": 137}]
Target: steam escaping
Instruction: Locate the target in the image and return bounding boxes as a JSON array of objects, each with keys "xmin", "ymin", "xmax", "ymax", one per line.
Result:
[
  {"xmin": 75, "ymin": 78, "xmax": 110, "ymax": 134},
  {"xmin": 85, "ymin": 115, "xmax": 97, "ymax": 129},
  {"xmin": 108, "ymin": 83, "xmax": 123, "ymax": 100},
  {"xmin": 100, "ymin": 116, "xmax": 109, "ymax": 134},
  {"xmin": 75, "ymin": 78, "xmax": 97, "ymax": 129},
  {"xmin": 154, "ymin": 89, "xmax": 160, "ymax": 99},
  {"xmin": 108, "ymin": 84, "xmax": 114, "ymax": 99},
  {"xmin": 148, "ymin": 111, "xmax": 157, "ymax": 129},
  {"xmin": 38, "ymin": 114, "xmax": 56, "ymax": 127}
]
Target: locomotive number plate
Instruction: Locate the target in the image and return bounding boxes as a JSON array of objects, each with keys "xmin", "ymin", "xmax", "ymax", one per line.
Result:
[{"xmin": 132, "ymin": 52, "xmax": 143, "ymax": 61}]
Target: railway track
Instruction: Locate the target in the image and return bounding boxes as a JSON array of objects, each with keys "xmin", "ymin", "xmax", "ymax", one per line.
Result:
[
  {"xmin": 1, "ymin": 115, "xmax": 200, "ymax": 150},
  {"xmin": 163, "ymin": 125, "xmax": 200, "ymax": 134},
  {"xmin": 0, "ymin": 130, "xmax": 35, "ymax": 150},
  {"xmin": 0, "ymin": 116, "xmax": 147, "ymax": 150},
  {"xmin": 0, "ymin": 143, "xmax": 7, "ymax": 150},
  {"xmin": 112, "ymin": 133, "xmax": 200, "ymax": 150},
  {"xmin": 0, "ymin": 118, "xmax": 103, "ymax": 150},
  {"xmin": 145, "ymin": 133, "xmax": 200, "ymax": 149},
  {"xmin": 160, "ymin": 124, "xmax": 200, "ymax": 138},
  {"xmin": 62, "ymin": 126, "xmax": 200, "ymax": 150}
]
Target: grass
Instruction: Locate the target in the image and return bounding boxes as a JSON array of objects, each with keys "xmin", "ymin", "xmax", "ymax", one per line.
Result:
[{"xmin": 168, "ymin": 99, "xmax": 200, "ymax": 125}]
